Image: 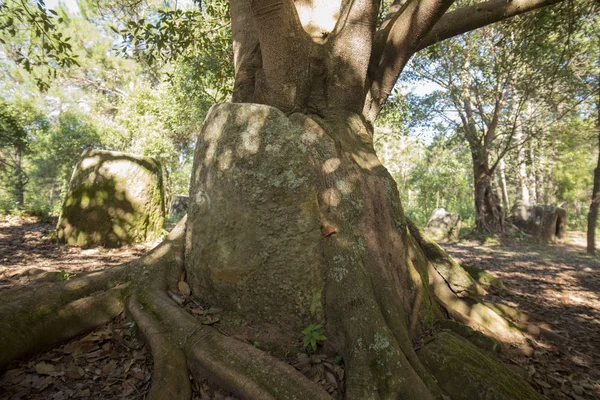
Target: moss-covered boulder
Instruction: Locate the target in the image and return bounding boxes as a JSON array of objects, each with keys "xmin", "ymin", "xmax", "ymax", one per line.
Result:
[
  {"xmin": 417, "ymin": 331, "xmax": 542, "ymax": 400},
  {"xmin": 57, "ymin": 150, "xmax": 165, "ymax": 247},
  {"xmin": 511, "ymin": 204, "xmax": 566, "ymax": 242},
  {"xmin": 185, "ymin": 104, "xmax": 325, "ymax": 333},
  {"xmin": 426, "ymin": 208, "xmax": 461, "ymax": 241}
]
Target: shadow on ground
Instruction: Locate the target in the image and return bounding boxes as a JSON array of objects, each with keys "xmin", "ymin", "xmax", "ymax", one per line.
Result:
[{"xmin": 442, "ymin": 232, "xmax": 599, "ymax": 399}]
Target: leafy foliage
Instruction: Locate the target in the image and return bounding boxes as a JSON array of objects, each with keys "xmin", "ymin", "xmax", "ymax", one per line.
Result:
[
  {"xmin": 302, "ymin": 324, "xmax": 327, "ymax": 353},
  {"xmin": 0, "ymin": 0, "xmax": 79, "ymax": 90}
]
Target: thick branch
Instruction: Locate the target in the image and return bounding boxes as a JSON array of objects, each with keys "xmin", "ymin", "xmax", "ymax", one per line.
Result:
[
  {"xmin": 328, "ymin": 0, "xmax": 380, "ymax": 112},
  {"xmin": 248, "ymin": 0, "xmax": 311, "ymax": 111},
  {"xmin": 417, "ymin": 0, "xmax": 564, "ymax": 51},
  {"xmin": 364, "ymin": 0, "xmax": 455, "ymax": 122}
]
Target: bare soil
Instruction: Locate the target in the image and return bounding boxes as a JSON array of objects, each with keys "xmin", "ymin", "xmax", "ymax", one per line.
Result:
[{"xmin": 0, "ymin": 215, "xmax": 599, "ymax": 399}]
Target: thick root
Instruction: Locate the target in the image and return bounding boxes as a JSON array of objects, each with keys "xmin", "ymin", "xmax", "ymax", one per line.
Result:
[
  {"xmin": 417, "ymin": 332, "xmax": 542, "ymax": 400},
  {"xmin": 0, "ymin": 268, "xmax": 130, "ymax": 370},
  {"xmin": 128, "ymin": 294, "xmax": 192, "ymax": 400},
  {"xmin": 0, "ymin": 216, "xmax": 188, "ymax": 371},
  {"xmin": 129, "ymin": 284, "xmax": 332, "ymax": 399},
  {"xmin": 406, "ymin": 218, "xmax": 525, "ymax": 344}
]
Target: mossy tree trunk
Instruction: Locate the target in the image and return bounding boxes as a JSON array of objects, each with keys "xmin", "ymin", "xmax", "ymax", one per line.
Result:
[{"xmin": 0, "ymin": 0, "xmax": 566, "ymax": 399}]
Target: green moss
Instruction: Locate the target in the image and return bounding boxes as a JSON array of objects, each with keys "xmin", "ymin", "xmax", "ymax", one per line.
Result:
[
  {"xmin": 418, "ymin": 332, "xmax": 542, "ymax": 400},
  {"xmin": 437, "ymin": 319, "xmax": 500, "ymax": 353},
  {"xmin": 57, "ymin": 150, "xmax": 165, "ymax": 247},
  {"xmin": 463, "ymin": 264, "xmax": 506, "ymax": 289}
]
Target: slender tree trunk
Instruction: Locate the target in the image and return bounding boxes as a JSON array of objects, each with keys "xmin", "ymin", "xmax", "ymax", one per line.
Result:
[
  {"xmin": 498, "ymin": 158, "xmax": 510, "ymax": 214},
  {"xmin": 13, "ymin": 149, "xmax": 25, "ymax": 208},
  {"xmin": 529, "ymin": 145, "xmax": 537, "ymax": 204},
  {"xmin": 587, "ymin": 74, "xmax": 600, "ymax": 254},
  {"xmin": 536, "ymin": 140, "xmax": 545, "ymax": 203}
]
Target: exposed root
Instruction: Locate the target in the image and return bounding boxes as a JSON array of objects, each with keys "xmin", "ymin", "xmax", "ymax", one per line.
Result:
[
  {"xmin": 130, "ymin": 281, "xmax": 331, "ymax": 399},
  {"xmin": 0, "ymin": 282, "xmax": 127, "ymax": 370},
  {"xmin": 417, "ymin": 332, "xmax": 542, "ymax": 400},
  {"xmin": 128, "ymin": 293, "xmax": 192, "ymax": 400},
  {"xmin": 406, "ymin": 218, "xmax": 525, "ymax": 344},
  {"xmin": 0, "ymin": 216, "xmax": 188, "ymax": 371}
]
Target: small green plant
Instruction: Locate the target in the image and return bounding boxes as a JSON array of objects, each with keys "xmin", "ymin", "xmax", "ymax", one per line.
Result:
[
  {"xmin": 233, "ymin": 319, "xmax": 241, "ymax": 327},
  {"xmin": 46, "ymin": 231, "xmax": 58, "ymax": 242},
  {"xmin": 302, "ymin": 324, "xmax": 327, "ymax": 352},
  {"xmin": 57, "ymin": 269, "xmax": 75, "ymax": 281}
]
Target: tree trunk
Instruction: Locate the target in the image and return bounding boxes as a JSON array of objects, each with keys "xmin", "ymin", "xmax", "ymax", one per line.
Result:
[
  {"xmin": 535, "ymin": 140, "xmax": 545, "ymax": 203},
  {"xmin": 498, "ymin": 158, "xmax": 510, "ymax": 214},
  {"xmin": 529, "ymin": 145, "xmax": 537, "ymax": 204},
  {"xmin": 588, "ymin": 160, "xmax": 600, "ymax": 254},
  {"xmin": 13, "ymin": 149, "xmax": 25, "ymax": 208},
  {"xmin": 515, "ymin": 122, "xmax": 530, "ymax": 219},
  {"xmin": 471, "ymin": 149, "xmax": 503, "ymax": 233},
  {"xmin": 587, "ymin": 79, "xmax": 600, "ymax": 254}
]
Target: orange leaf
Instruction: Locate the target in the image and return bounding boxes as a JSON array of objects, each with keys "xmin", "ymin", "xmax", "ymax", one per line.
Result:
[
  {"xmin": 178, "ymin": 281, "xmax": 191, "ymax": 296},
  {"xmin": 321, "ymin": 225, "xmax": 336, "ymax": 237}
]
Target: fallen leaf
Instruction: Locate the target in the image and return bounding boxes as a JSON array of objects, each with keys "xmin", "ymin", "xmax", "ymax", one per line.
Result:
[
  {"xmin": 178, "ymin": 281, "xmax": 191, "ymax": 296},
  {"xmin": 321, "ymin": 225, "xmax": 336, "ymax": 237},
  {"xmin": 201, "ymin": 316, "xmax": 220, "ymax": 325},
  {"xmin": 34, "ymin": 362, "xmax": 55, "ymax": 375},
  {"xmin": 67, "ymin": 363, "xmax": 84, "ymax": 379},
  {"xmin": 167, "ymin": 290, "xmax": 185, "ymax": 305},
  {"xmin": 102, "ymin": 361, "xmax": 117, "ymax": 375}
]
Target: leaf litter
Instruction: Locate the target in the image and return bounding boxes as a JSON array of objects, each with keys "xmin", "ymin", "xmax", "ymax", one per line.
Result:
[
  {"xmin": 442, "ymin": 231, "xmax": 600, "ymax": 400},
  {"xmin": 3, "ymin": 217, "xmax": 598, "ymax": 398}
]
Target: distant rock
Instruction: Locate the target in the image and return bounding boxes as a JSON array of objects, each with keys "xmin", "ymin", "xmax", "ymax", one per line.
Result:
[
  {"xmin": 168, "ymin": 194, "xmax": 189, "ymax": 218},
  {"xmin": 511, "ymin": 204, "xmax": 566, "ymax": 242},
  {"xmin": 426, "ymin": 208, "xmax": 461, "ymax": 241},
  {"xmin": 57, "ymin": 149, "xmax": 165, "ymax": 247}
]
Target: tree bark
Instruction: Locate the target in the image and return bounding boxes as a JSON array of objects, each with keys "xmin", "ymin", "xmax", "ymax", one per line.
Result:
[
  {"xmin": 498, "ymin": 158, "xmax": 510, "ymax": 214},
  {"xmin": 587, "ymin": 78, "xmax": 600, "ymax": 254},
  {"xmin": 472, "ymin": 151, "xmax": 504, "ymax": 233},
  {"xmin": 13, "ymin": 149, "xmax": 25, "ymax": 208}
]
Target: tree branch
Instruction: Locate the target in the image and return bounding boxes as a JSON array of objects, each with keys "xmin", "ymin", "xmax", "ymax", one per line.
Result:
[
  {"xmin": 364, "ymin": 0, "xmax": 455, "ymax": 122},
  {"xmin": 247, "ymin": 0, "xmax": 311, "ymax": 111},
  {"xmin": 417, "ymin": 0, "xmax": 564, "ymax": 51},
  {"xmin": 328, "ymin": 0, "xmax": 380, "ymax": 112}
]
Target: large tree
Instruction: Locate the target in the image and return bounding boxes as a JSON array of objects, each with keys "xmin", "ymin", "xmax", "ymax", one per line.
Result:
[{"xmin": 0, "ymin": 0, "xmax": 582, "ymax": 399}]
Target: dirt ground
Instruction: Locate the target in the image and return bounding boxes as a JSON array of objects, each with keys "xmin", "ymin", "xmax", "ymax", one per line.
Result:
[
  {"xmin": 0, "ymin": 215, "xmax": 599, "ymax": 399},
  {"xmin": 441, "ymin": 233, "xmax": 600, "ymax": 400}
]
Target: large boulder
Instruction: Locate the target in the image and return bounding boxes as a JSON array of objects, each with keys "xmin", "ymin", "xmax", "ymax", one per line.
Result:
[
  {"xmin": 185, "ymin": 103, "xmax": 325, "ymax": 332},
  {"xmin": 426, "ymin": 208, "xmax": 461, "ymax": 241},
  {"xmin": 511, "ymin": 204, "xmax": 566, "ymax": 242},
  {"xmin": 168, "ymin": 194, "xmax": 189, "ymax": 218},
  {"xmin": 57, "ymin": 149, "xmax": 165, "ymax": 247}
]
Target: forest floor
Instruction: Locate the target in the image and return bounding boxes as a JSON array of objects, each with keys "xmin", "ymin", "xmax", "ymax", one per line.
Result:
[
  {"xmin": 442, "ymin": 233, "xmax": 600, "ymax": 400},
  {"xmin": 0, "ymin": 215, "xmax": 599, "ymax": 399}
]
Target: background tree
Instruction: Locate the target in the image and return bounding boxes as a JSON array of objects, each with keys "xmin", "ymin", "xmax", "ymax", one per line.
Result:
[{"xmin": 406, "ymin": 2, "xmax": 593, "ymax": 233}]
